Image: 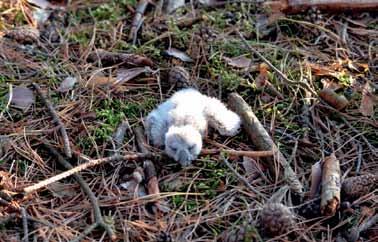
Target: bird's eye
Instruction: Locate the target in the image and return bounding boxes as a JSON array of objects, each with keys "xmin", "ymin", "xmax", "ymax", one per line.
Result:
[
  {"xmin": 170, "ymin": 146, "xmax": 177, "ymax": 152},
  {"xmin": 189, "ymin": 145, "xmax": 196, "ymax": 151}
]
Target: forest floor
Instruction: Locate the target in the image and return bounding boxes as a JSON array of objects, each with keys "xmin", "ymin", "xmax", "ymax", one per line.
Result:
[{"xmin": 0, "ymin": 1, "xmax": 377, "ymax": 241}]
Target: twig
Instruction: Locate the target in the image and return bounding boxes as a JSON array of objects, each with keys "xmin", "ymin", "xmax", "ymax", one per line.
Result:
[
  {"xmin": 201, "ymin": 148, "xmax": 274, "ymax": 158},
  {"xmin": 32, "ymin": 83, "xmax": 72, "ymax": 158},
  {"xmin": 45, "ymin": 145, "xmax": 117, "ymax": 242},
  {"xmin": 237, "ymin": 31, "xmax": 317, "ymax": 96},
  {"xmin": 20, "ymin": 207, "xmax": 29, "ymax": 242},
  {"xmin": 22, "ymin": 152, "xmax": 149, "ymax": 194},
  {"xmin": 134, "ymin": 127, "xmax": 162, "ymax": 212},
  {"xmin": 228, "ymin": 93, "xmax": 304, "ymax": 197},
  {"xmin": 222, "ymin": 157, "xmax": 266, "ymax": 199},
  {"xmin": 113, "ymin": 120, "xmax": 131, "ymax": 148},
  {"xmin": 129, "ymin": 0, "xmax": 149, "ymax": 44}
]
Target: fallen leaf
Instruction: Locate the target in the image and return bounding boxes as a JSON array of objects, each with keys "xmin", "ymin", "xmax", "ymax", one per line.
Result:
[
  {"xmin": 164, "ymin": 48, "xmax": 193, "ymax": 62},
  {"xmin": 163, "ymin": 0, "xmax": 185, "ymax": 13},
  {"xmin": 224, "ymin": 55, "xmax": 255, "ymax": 69},
  {"xmin": 242, "ymin": 156, "xmax": 256, "ymax": 175},
  {"xmin": 57, "ymin": 76, "xmax": 77, "ymax": 92},
  {"xmin": 321, "ymin": 78, "xmax": 342, "ymax": 91},
  {"xmin": 86, "ymin": 72, "xmax": 115, "ymax": 87},
  {"xmin": 359, "ymin": 81, "xmax": 375, "ymax": 117},
  {"xmin": 9, "ymin": 86, "xmax": 35, "ymax": 111},
  {"xmin": 115, "ymin": 67, "xmax": 152, "ymax": 85},
  {"xmin": 28, "ymin": 0, "xmax": 52, "ymax": 9},
  {"xmin": 255, "ymin": 63, "xmax": 269, "ymax": 89},
  {"xmin": 47, "ymin": 182, "xmax": 76, "ymax": 198},
  {"xmin": 309, "ymin": 161, "xmax": 322, "ymax": 199}
]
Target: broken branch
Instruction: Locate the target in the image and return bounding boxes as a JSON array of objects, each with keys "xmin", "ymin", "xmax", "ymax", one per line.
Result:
[
  {"xmin": 22, "ymin": 152, "xmax": 149, "ymax": 194},
  {"xmin": 201, "ymin": 148, "xmax": 274, "ymax": 158},
  {"xmin": 46, "ymin": 145, "xmax": 117, "ymax": 242},
  {"xmin": 228, "ymin": 92, "xmax": 304, "ymax": 197}
]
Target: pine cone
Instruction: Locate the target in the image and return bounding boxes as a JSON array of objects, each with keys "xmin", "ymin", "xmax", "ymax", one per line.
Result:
[
  {"xmin": 260, "ymin": 203, "xmax": 295, "ymax": 237},
  {"xmin": 296, "ymin": 199, "xmax": 321, "ymax": 219},
  {"xmin": 168, "ymin": 66, "xmax": 191, "ymax": 88},
  {"xmin": 341, "ymin": 174, "xmax": 377, "ymax": 199}
]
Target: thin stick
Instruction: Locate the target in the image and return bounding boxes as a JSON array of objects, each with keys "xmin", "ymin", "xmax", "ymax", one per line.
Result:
[
  {"xmin": 21, "ymin": 207, "xmax": 29, "ymax": 242},
  {"xmin": 46, "ymin": 146, "xmax": 117, "ymax": 242},
  {"xmin": 23, "ymin": 152, "xmax": 148, "ymax": 194},
  {"xmin": 32, "ymin": 83, "xmax": 72, "ymax": 158},
  {"xmin": 237, "ymin": 31, "xmax": 317, "ymax": 96},
  {"xmin": 134, "ymin": 127, "xmax": 162, "ymax": 212},
  {"xmin": 222, "ymin": 157, "xmax": 266, "ymax": 199},
  {"xmin": 129, "ymin": 0, "xmax": 149, "ymax": 44},
  {"xmin": 201, "ymin": 148, "xmax": 274, "ymax": 158}
]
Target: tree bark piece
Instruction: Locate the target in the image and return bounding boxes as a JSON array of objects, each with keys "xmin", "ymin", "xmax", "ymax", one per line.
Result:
[
  {"xmin": 320, "ymin": 153, "xmax": 341, "ymax": 216},
  {"xmin": 264, "ymin": 0, "xmax": 378, "ymax": 14},
  {"xmin": 228, "ymin": 93, "xmax": 304, "ymax": 197}
]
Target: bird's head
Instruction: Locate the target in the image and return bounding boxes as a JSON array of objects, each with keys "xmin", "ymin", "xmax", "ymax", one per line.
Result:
[{"xmin": 165, "ymin": 125, "xmax": 202, "ymax": 167}]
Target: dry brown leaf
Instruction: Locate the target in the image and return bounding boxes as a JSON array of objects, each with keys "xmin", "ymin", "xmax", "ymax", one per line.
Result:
[
  {"xmin": 115, "ymin": 67, "xmax": 152, "ymax": 85},
  {"xmin": 9, "ymin": 86, "xmax": 35, "ymax": 111},
  {"xmin": 47, "ymin": 182, "xmax": 76, "ymax": 198},
  {"xmin": 57, "ymin": 76, "xmax": 77, "ymax": 92},
  {"xmin": 359, "ymin": 81, "xmax": 375, "ymax": 117},
  {"xmin": 309, "ymin": 161, "xmax": 322, "ymax": 199},
  {"xmin": 255, "ymin": 63, "xmax": 269, "ymax": 89},
  {"xmin": 86, "ymin": 72, "xmax": 115, "ymax": 87},
  {"xmin": 224, "ymin": 55, "xmax": 253, "ymax": 69},
  {"xmin": 164, "ymin": 48, "xmax": 193, "ymax": 62},
  {"xmin": 321, "ymin": 78, "xmax": 343, "ymax": 91}
]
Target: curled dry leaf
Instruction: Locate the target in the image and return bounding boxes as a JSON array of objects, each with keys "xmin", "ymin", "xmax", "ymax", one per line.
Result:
[
  {"xmin": 224, "ymin": 55, "xmax": 256, "ymax": 70},
  {"xmin": 87, "ymin": 49, "xmax": 153, "ymax": 67},
  {"xmin": 163, "ymin": 0, "xmax": 185, "ymax": 13},
  {"xmin": 359, "ymin": 81, "xmax": 375, "ymax": 117},
  {"xmin": 57, "ymin": 76, "xmax": 77, "ymax": 92},
  {"xmin": 320, "ymin": 153, "xmax": 340, "ymax": 216},
  {"xmin": 86, "ymin": 72, "xmax": 115, "ymax": 87},
  {"xmin": 115, "ymin": 67, "xmax": 152, "ymax": 85},
  {"xmin": 8, "ymin": 86, "xmax": 35, "ymax": 111},
  {"xmin": 310, "ymin": 161, "xmax": 322, "ymax": 199},
  {"xmin": 47, "ymin": 182, "xmax": 76, "ymax": 198},
  {"xmin": 319, "ymin": 88, "xmax": 349, "ymax": 110},
  {"xmin": 164, "ymin": 48, "xmax": 193, "ymax": 62}
]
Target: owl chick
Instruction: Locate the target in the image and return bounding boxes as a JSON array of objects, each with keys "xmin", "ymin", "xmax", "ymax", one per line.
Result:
[{"xmin": 145, "ymin": 88, "xmax": 241, "ymax": 167}]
